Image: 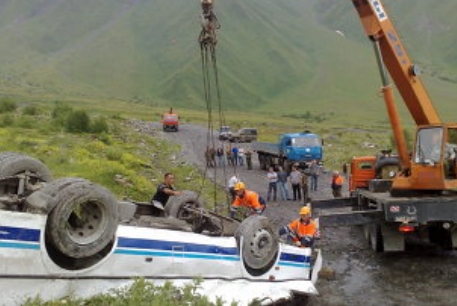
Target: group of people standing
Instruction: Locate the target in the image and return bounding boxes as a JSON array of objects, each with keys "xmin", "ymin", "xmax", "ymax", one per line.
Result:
[
  {"xmin": 205, "ymin": 145, "xmax": 253, "ymax": 170},
  {"xmin": 265, "ymin": 160, "xmax": 322, "ymax": 204}
]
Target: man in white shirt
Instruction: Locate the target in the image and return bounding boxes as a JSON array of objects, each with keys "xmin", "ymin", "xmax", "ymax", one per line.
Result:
[
  {"xmin": 228, "ymin": 174, "xmax": 239, "ymax": 202},
  {"xmin": 267, "ymin": 167, "xmax": 278, "ymax": 202}
]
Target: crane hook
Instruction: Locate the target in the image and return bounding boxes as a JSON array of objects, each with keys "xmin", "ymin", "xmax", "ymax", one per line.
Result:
[{"xmin": 199, "ymin": 0, "xmax": 220, "ymax": 48}]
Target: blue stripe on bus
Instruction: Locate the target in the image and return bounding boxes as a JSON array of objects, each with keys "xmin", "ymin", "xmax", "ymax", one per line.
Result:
[
  {"xmin": 0, "ymin": 226, "xmax": 40, "ymax": 242},
  {"xmin": 114, "ymin": 248, "xmax": 240, "ymax": 261},
  {"xmin": 279, "ymin": 252, "xmax": 310, "ymax": 264},
  {"xmin": 117, "ymin": 237, "xmax": 238, "ymax": 256},
  {"xmin": 278, "ymin": 261, "xmax": 311, "ymax": 268}
]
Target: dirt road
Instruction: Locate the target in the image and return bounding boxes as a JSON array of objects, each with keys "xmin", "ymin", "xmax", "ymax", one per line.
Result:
[{"xmin": 156, "ymin": 122, "xmax": 457, "ymax": 306}]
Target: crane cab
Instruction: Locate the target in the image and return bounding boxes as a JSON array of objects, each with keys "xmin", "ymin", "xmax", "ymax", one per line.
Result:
[{"xmin": 393, "ymin": 125, "xmax": 457, "ymax": 193}]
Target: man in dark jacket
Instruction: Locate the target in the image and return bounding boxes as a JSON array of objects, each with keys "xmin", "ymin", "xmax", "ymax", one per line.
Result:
[{"xmin": 151, "ymin": 173, "xmax": 182, "ymax": 209}]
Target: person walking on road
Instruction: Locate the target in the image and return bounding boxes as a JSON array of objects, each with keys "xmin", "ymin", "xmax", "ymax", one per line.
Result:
[
  {"xmin": 331, "ymin": 170, "xmax": 344, "ymax": 198},
  {"xmin": 230, "ymin": 182, "xmax": 266, "ymax": 219},
  {"xmin": 309, "ymin": 160, "xmax": 320, "ymax": 192},
  {"xmin": 289, "ymin": 165, "xmax": 302, "ymax": 201},
  {"xmin": 266, "ymin": 167, "xmax": 278, "ymax": 202},
  {"xmin": 277, "ymin": 166, "xmax": 290, "ymax": 201},
  {"xmin": 278, "ymin": 206, "xmax": 317, "ymax": 248}
]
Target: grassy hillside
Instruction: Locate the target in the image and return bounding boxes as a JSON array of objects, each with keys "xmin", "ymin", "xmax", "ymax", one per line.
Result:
[{"xmin": 0, "ymin": 0, "xmax": 456, "ymax": 123}]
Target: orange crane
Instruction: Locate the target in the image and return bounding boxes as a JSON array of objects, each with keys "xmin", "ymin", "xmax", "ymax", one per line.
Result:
[
  {"xmin": 313, "ymin": 1, "xmax": 457, "ymax": 252},
  {"xmin": 353, "ymin": 0, "xmax": 457, "ymax": 193}
]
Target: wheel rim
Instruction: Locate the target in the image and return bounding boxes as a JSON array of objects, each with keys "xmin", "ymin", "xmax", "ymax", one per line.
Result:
[
  {"xmin": 66, "ymin": 201, "xmax": 108, "ymax": 245},
  {"xmin": 248, "ymin": 228, "xmax": 274, "ymax": 259}
]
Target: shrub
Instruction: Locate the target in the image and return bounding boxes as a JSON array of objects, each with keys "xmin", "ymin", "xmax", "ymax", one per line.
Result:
[
  {"xmin": 65, "ymin": 110, "xmax": 91, "ymax": 133},
  {"xmin": 0, "ymin": 98, "xmax": 17, "ymax": 113},
  {"xmin": 0, "ymin": 114, "xmax": 14, "ymax": 127},
  {"xmin": 91, "ymin": 117, "xmax": 109, "ymax": 134},
  {"xmin": 22, "ymin": 105, "xmax": 40, "ymax": 116},
  {"xmin": 23, "ymin": 278, "xmax": 234, "ymax": 306},
  {"xmin": 16, "ymin": 116, "xmax": 35, "ymax": 129},
  {"xmin": 51, "ymin": 102, "xmax": 73, "ymax": 127}
]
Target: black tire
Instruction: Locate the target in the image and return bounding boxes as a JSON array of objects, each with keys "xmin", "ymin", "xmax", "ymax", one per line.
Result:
[
  {"xmin": 235, "ymin": 215, "xmax": 279, "ymax": 275},
  {"xmin": 44, "ymin": 178, "xmax": 119, "ymax": 259},
  {"xmin": 0, "ymin": 152, "xmax": 52, "ymax": 182},
  {"xmin": 0, "ymin": 152, "xmax": 20, "ymax": 163},
  {"xmin": 165, "ymin": 190, "xmax": 204, "ymax": 222}
]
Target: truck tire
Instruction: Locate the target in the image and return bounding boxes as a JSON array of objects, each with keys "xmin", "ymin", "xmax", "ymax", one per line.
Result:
[
  {"xmin": 45, "ymin": 178, "xmax": 119, "ymax": 259},
  {"xmin": 165, "ymin": 191, "xmax": 204, "ymax": 226},
  {"xmin": 0, "ymin": 152, "xmax": 52, "ymax": 183},
  {"xmin": 258, "ymin": 154, "xmax": 266, "ymax": 170},
  {"xmin": 0, "ymin": 152, "xmax": 20, "ymax": 163},
  {"xmin": 235, "ymin": 215, "xmax": 278, "ymax": 275}
]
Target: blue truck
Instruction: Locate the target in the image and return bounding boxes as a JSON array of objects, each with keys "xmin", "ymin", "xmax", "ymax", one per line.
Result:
[{"xmin": 252, "ymin": 131, "xmax": 323, "ymax": 171}]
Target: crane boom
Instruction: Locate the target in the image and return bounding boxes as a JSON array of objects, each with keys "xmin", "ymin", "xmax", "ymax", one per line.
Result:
[{"xmin": 352, "ymin": 0, "xmax": 441, "ymax": 125}]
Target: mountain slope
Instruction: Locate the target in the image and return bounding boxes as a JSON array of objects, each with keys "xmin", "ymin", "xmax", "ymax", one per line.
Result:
[{"xmin": 0, "ymin": 0, "xmax": 456, "ymax": 121}]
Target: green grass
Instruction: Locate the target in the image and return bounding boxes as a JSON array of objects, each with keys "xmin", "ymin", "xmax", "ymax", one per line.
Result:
[{"xmin": 23, "ymin": 278, "xmax": 239, "ymax": 306}]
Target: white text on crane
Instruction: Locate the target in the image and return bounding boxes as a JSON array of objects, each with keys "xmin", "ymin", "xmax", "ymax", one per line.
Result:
[{"xmin": 369, "ymin": 0, "xmax": 388, "ymax": 22}]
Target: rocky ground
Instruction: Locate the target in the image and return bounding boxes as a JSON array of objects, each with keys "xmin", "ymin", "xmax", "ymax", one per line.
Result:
[{"xmin": 147, "ymin": 121, "xmax": 457, "ymax": 306}]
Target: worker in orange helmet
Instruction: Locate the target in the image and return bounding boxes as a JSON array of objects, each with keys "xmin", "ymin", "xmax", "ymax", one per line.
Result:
[
  {"xmin": 331, "ymin": 170, "xmax": 344, "ymax": 198},
  {"xmin": 278, "ymin": 206, "xmax": 317, "ymax": 247},
  {"xmin": 230, "ymin": 182, "xmax": 266, "ymax": 219}
]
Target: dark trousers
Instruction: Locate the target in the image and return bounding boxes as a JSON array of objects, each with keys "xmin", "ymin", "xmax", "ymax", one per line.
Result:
[
  {"xmin": 332, "ymin": 187, "xmax": 342, "ymax": 198},
  {"xmin": 292, "ymin": 184, "xmax": 301, "ymax": 201},
  {"xmin": 302, "ymin": 185, "xmax": 309, "ymax": 204},
  {"xmin": 267, "ymin": 182, "xmax": 277, "ymax": 201}
]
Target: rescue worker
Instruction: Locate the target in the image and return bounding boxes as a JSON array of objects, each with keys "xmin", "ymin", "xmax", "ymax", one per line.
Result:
[
  {"xmin": 151, "ymin": 173, "xmax": 182, "ymax": 209},
  {"xmin": 331, "ymin": 170, "xmax": 344, "ymax": 198},
  {"xmin": 278, "ymin": 206, "xmax": 317, "ymax": 248},
  {"xmin": 230, "ymin": 182, "xmax": 266, "ymax": 219}
]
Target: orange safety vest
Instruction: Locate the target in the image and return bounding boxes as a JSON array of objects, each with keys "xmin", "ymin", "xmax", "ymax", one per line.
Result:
[
  {"xmin": 287, "ymin": 219, "xmax": 317, "ymax": 242},
  {"xmin": 231, "ymin": 190, "xmax": 265, "ymax": 213},
  {"xmin": 332, "ymin": 175, "xmax": 344, "ymax": 187}
]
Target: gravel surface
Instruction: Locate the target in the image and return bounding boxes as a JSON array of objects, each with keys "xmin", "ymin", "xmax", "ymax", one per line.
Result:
[{"xmin": 143, "ymin": 121, "xmax": 457, "ymax": 306}]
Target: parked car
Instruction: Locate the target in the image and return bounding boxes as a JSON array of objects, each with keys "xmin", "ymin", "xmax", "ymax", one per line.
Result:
[
  {"xmin": 230, "ymin": 128, "xmax": 258, "ymax": 143},
  {"xmin": 218, "ymin": 125, "xmax": 232, "ymax": 140}
]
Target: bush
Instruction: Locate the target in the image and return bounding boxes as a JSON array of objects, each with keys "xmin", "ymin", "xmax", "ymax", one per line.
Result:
[
  {"xmin": 0, "ymin": 98, "xmax": 17, "ymax": 113},
  {"xmin": 65, "ymin": 110, "xmax": 91, "ymax": 133},
  {"xmin": 51, "ymin": 102, "xmax": 73, "ymax": 127},
  {"xmin": 16, "ymin": 116, "xmax": 35, "ymax": 129},
  {"xmin": 23, "ymin": 278, "xmax": 234, "ymax": 306},
  {"xmin": 22, "ymin": 105, "xmax": 40, "ymax": 116},
  {"xmin": 0, "ymin": 114, "xmax": 14, "ymax": 127},
  {"xmin": 91, "ymin": 117, "xmax": 109, "ymax": 134}
]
